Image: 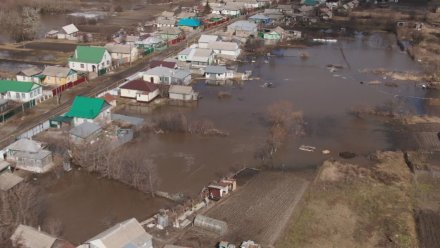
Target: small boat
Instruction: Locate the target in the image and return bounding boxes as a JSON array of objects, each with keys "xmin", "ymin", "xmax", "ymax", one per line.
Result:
[
  {"xmin": 299, "ymin": 145, "xmax": 316, "ymax": 152},
  {"xmin": 264, "ymin": 59, "xmax": 269, "ymax": 63},
  {"xmin": 261, "ymin": 82, "xmax": 273, "ymax": 88}
]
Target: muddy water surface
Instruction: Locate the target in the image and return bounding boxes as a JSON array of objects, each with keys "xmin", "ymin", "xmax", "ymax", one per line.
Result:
[{"xmin": 122, "ymin": 33, "xmax": 425, "ymax": 194}]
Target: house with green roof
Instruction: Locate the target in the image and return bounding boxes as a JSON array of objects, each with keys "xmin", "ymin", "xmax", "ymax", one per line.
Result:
[
  {"xmin": 65, "ymin": 96, "xmax": 112, "ymax": 126},
  {"xmin": 0, "ymin": 80, "xmax": 42, "ymax": 102},
  {"xmin": 68, "ymin": 46, "xmax": 112, "ymax": 75}
]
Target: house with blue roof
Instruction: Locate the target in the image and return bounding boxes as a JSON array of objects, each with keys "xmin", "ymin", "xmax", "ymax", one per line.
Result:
[
  {"xmin": 249, "ymin": 14, "xmax": 272, "ymax": 24},
  {"xmin": 177, "ymin": 18, "xmax": 202, "ymax": 30}
]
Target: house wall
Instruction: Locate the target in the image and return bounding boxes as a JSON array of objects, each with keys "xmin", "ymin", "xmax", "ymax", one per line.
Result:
[
  {"xmin": 206, "ymin": 72, "xmax": 226, "ymax": 80},
  {"xmin": 44, "ymin": 73, "xmax": 78, "ymax": 85},
  {"xmin": 169, "ymin": 92, "xmax": 194, "ymax": 101},
  {"xmin": 178, "ymin": 54, "xmax": 188, "ymax": 61},
  {"xmin": 137, "ymin": 89, "xmax": 159, "ymax": 102},
  {"xmin": 110, "ymin": 49, "xmax": 139, "ymax": 65},
  {"xmin": 199, "ymin": 42, "xmax": 209, "ymax": 49},
  {"xmin": 0, "ymin": 87, "xmax": 42, "ymax": 102},
  {"xmin": 72, "ymin": 108, "xmax": 111, "ymax": 127},
  {"xmin": 143, "ymin": 74, "xmax": 161, "ymax": 84},
  {"xmin": 16, "ymin": 75, "xmax": 41, "ymax": 84},
  {"xmin": 69, "ymin": 51, "xmax": 112, "ymax": 73},
  {"xmin": 7, "ymin": 150, "xmax": 53, "ymax": 173}
]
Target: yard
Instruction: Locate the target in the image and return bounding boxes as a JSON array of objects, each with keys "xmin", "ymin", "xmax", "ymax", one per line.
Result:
[{"xmin": 175, "ymin": 171, "xmax": 310, "ymax": 247}]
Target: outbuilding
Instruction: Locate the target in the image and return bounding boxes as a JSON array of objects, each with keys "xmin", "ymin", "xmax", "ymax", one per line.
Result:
[
  {"xmin": 120, "ymin": 80, "xmax": 159, "ymax": 102},
  {"xmin": 16, "ymin": 67, "xmax": 43, "ymax": 84},
  {"xmin": 204, "ymin": 65, "xmax": 234, "ymax": 80},
  {"xmin": 69, "ymin": 122, "xmax": 102, "ymax": 144},
  {"xmin": 169, "ymin": 85, "xmax": 198, "ymax": 101},
  {"xmin": 5, "ymin": 139, "xmax": 53, "ymax": 173}
]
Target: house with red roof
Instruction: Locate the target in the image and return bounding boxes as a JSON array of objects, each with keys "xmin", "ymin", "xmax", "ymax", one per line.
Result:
[{"xmin": 120, "ymin": 80, "xmax": 159, "ymax": 102}]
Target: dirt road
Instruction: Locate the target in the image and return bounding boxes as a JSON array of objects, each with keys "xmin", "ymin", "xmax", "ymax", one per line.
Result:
[{"xmin": 0, "ymin": 16, "xmax": 243, "ymax": 149}]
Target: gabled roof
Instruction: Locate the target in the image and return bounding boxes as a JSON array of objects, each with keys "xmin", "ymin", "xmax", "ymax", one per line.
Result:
[
  {"xmin": 104, "ymin": 44, "xmax": 134, "ymax": 54},
  {"xmin": 178, "ymin": 47, "xmax": 192, "ymax": 56},
  {"xmin": 207, "ymin": 41, "xmax": 239, "ymax": 51},
  {"xmin": 150, "ymin": 60, "xmax": 176, "ymax": 69},
  {"xmin": 249, "ymin": 13, "xmax": 271, "ymax": 20},
  {"xmin": 188, "ymin": 48, "xmax": 213, "ymax": 63},
  {"xmin": 173, "ymin": 69, "xmax": 191, "ymax": 80},
  {"xmin": 66, "ymin": 96, "xmax": 106, "ymax": 119},
  {"xmin": 161, "ymin": 11, "xmax": 175, "ymax": 18},
  {"xmin": 120, "ymin": 80, "xmax": 158, "ymax": 92},
  {"xmin": 205, "ymin": 65, "xmax": 228, "ymax": 74},
  {"xmin": 0, "ymin": 80, "xmax": 41, "ymax": 93},
  {"xmin": 169, "ymin": 85, "xmax": 194, "ymax": 94},
  {"xmin": 10, "ymin": 224, "xmax": 57, "ymax": 248},
  {"xmin": 86, "ymin": 218, "xmax": 152, "ymax": 248},
  {"xmin": 62, "ymin": 24, "xmax": 79, "ymax": 35},
  {"xmin": 228, "ymin": 20, "xmax": 258, "ymax": 32},
  {"xmin": 42, "ymin": 66, "xmax": 75, "ymax": 78},
  {"xmin": 69, "ymin": 122, "xmax": 102, "ymax": 139},
  {"xmin": 198, "ymin": 34, "xmax": 219, "ymax": 43},
  {"xmin": 18, "ymin": 67, "xmax": 43, "ymax": 77},
  {"xmin": 144, "ymin": 66, "xmax": 174, "ymax": 77},
  {"xmin": 177, "ymin": 18, "xmax": 202, "ymax": 27},
  {"xmin": 69, "ymin": 46, "xmax": 107, "ymax": 64},
  {"xmin": 7, "ymin": 139, "xmax": 42, "ymax": 153}
]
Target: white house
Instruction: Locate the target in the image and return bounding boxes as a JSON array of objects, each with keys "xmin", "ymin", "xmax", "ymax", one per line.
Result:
[
  {"xmin": 205, "ymin": 65, "xmax": 234, "ymax": 80},
  {"xmin": 120, "ymin": 79, "xmax": 160, "ymax": 102},
  {"xmin": 198, "ymin": 34, "xmax": 220, "ymax": 48},
  {"xmin": 79, "ymin": 218, "xmax": 153, "ymax": 248},
  {"xmin": 57, "ymin": 24, "xmax": 79, "ymax": 40},
  {"xmin": 65, "ymin": 96, "xmax": 112, "ymax": 126},
  {"xmin": 187, "ymin": 48, "xmax": 214, "ymax": 68},
  {"xmin": 16, "ymin": 67, "xmax": 43, "ymax": 84},
  {"xmin": 142, "ymin": 67, "xmax": 192, "ymax": 85},
  {"xmin": 0, "ymin": 80, "xmax": 42, "ymax": 102},
  {"xmin": 69, "ymin": 46, "xmax": 112, "ymax": 74},
  {"xmin": 105, "ymin": 43, "xmax": 139, "ymax": 65},
  {"xmin": 177, "ymin": 47, "xmax": 192, "ymax": 62},
  {"xmin": 222, "ymin": 2, "xmax": 243, "ymax": 16},
  {"xmin": 236, "ymin": 0, "xmax": 262, "ymax": 9},
  {"xmin": 156, "ymin": 16, "xmax": 177, "ymax": 28},
  {"xmin": 169, "ymin": 85, "xmax": 198, "ymax": 101},
  {"xmin": 227, "ymin": 20, "xmax": 258, "ymax": 37},
  {"xmin": 5, "ymin": 139, "xmax": 53, "ymax": 173},
  {"xmin": 207, "ymin": 41, "xmax": 241, "ymax": 60}
]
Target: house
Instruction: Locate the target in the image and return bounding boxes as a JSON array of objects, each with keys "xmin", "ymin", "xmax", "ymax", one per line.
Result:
[
  {"xmin": 79, "ymin": 218, "xmax": 153, "ymax": 248},
  {"xmin": 198, "ymin": 34, "xmax": 220, "ymax": 48},
  {"xmin": 57, "ymin": 24, "xmax": 79, "ymax": 40},
  {"xmin": 105, "ymin": 43, "xmax": 139, "ymax": 65},
  {"xmin": 69, "ymin": 122, "xmax": 102, "ymax": 144},
  {"xmin": 207, "ymin": 183, "xmax": 229, "ymax": 200},
  {"xmin": 157, "ymin": 27, "xmax": 184, "ymax": 41},
  {"xmin": 0, "ymin": 80, "xmax": 42, "ymax": 102},
  {"xmin": 211, "ymin": 5, "xmax": 225, "ymax": 15},
  {"xmin": 5, "ymin": 139, "xmax": 53, "ymax": 173},
  {"xmin": 69, "ymin": 46, "xmax": 112, "ymax": 74},
  {"xmin": 177, "ymin": 48, "xmax": 192, "ymax": 62},
  {"xmin": 222, "ymin": 2, "xmax": 243, "ymax": 16},
  {"xmin": 207, "ymin": 41, "xmax": 241, "ymax": 60},
  {"xmin": 156, "ymin": 16, "xmax": 177, "ymax": 28},
  {"xmin": 187, "ymin": 48, "xmax": 214, "ymax": 68},
  {"xmin": 16, "ymin": 67, "xmax": 43, "ymax": 84},
  {"xmin": 135, "ymin": 36, "xmax": 165, "ymax": 50},
  {"xmin": 10, "ymin": 224, "xmax": 73, "ymax": 248},
  {"xmin": 41, "ymin": 66, "xmax": 78, "ymax": 85},
  {"xmin": 249, "ymin": 13, "xmax": 272, "ymax": 24},
  {"xmin": 169, "ymin": 85, "xmax": 198, "ymax": 101},
  {"xmin": 204, "ymin": 65, "xmax": 234, "ymax": 80},
  {"xmin": 65, "ymin": 96, "xmax": 112, "ymax": 126},
  {"xmin": 177, "ymin": 18, "xmax": 202, "ymax": 30},
  {"xmin": 142, "ymin": 67, "xmax": 191, "ymax": 85},
  {"xmin": 150, "ymin": 60, "xmax": 177, "ymax": 69},
  {"xmin": 227, "ymin": 21, "xmax": 258, "ymax": 38},
  {"xmin": 260, "ymin": 27, "xmax": 285, "ymax": 41},
  {"xmin": 120, "ymin": 80, "xmax": 159, "ymax": 102},
  {"xmin": 236, "ymin": 0, "xmax": 263, "ymax": 9}
]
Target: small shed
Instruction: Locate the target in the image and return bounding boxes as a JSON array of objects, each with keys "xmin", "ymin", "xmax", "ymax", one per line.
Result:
[
  {"xmin": 169, "ymin": 85, "xmax": 198, "ymax": 101},
  {"xmin": 58, "ymin": 24, "xmax": 79, "ymax": 40},
  {"xmin": 69, "ymin": 122, "xmax": 102, "ymax": 144},
  {"xmin": 0, "ymin": 172, "xmax": 23, "ymax": 191},
  {"xmin": 193, "ymin": 215, "xmax": 228, "ymax": 235},
  {"xmin": 207, "ymin": 182, "xmax": 229, "ymax": 200},
  {"xmin": 49, "ymin": 115, "xmax": 74, "ymax": 129}
]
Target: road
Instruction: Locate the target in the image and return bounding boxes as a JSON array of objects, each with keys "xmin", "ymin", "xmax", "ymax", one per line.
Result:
[{"xmin": 0, "ymin": 17, "xmax": 240, "ymax": 149}]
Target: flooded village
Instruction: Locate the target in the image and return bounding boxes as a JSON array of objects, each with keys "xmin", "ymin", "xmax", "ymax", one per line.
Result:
[{"xmin": 1, "ymin": 0, "xmax": 440, "ymax": 247}]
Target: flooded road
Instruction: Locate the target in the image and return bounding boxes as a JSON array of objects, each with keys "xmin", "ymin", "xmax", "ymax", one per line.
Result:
[
  {"xmin": 121, "ymin": 33, "xmax": 425, "ymax": 195},
  {"xmin": 40, "ymin": 170, "xmax": 174, "ymax": 244}
]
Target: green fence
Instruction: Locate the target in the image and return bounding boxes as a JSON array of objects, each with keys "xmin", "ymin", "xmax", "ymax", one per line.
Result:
[{"xmin": 0, "ymin": 99, "xmax": 36, "ymax": 123}]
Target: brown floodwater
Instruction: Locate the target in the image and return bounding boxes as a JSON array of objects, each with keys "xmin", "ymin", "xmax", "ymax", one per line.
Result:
[
  {"xmin": 121, "ymin": 33, "xmax": 426, "ymax": 194},
  {"xmin": 40, "ymin": 32, "xmax": 426, "ymax": 244},
  {"xmin": 39, "ymin": 170, "xmax": 174, "ymax": 244}
]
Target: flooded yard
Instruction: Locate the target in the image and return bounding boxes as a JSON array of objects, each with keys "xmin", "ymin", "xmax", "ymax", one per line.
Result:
[
  {"xmin": 120, "ymin": 33, "xmax": 425, "ymax": 195},
  {"xmin": 38, "ymin": 169, "xmax": 174, "ymax": 244}
]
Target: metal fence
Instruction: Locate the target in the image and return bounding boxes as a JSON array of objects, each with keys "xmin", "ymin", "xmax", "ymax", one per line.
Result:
[{"xmin": 0, "ymin": 99, "xmax": 36, "ymax": 123}]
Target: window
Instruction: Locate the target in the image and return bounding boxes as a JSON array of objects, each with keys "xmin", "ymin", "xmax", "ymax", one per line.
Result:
[
  {"xmin": 101, "ymin": 62, "xmax": 104, "ymax": 67},
  {"xmin": 80, "ymin": 64, "xmax": 85, "ymax": 69},
  {"xmin": 107, "ymin": 60, "xmax": 110, "ymax": 65},
  {"xmin": 22, "ymin": 93, "xmax": 25, "ymax": 99},
  {"xmin": 16, "ymin": 93, "xmax": 19, "ymax": 99},
  {"xmin": 30, "ymin": 92, "xmax": 33, "ymax": 97}
]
